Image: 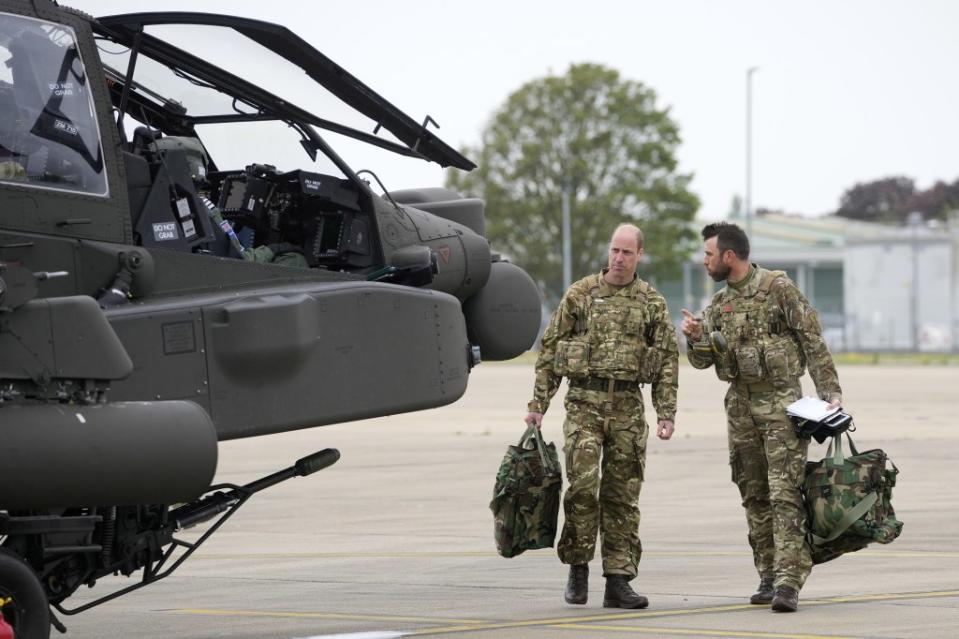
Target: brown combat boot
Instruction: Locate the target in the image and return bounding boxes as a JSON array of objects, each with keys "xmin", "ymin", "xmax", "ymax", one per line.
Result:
[
  {"xmin": 749, "ymin": 576, "xmax": 775, "ymax": 604},
  {"xmin": 564, "ymin": 564, "xmax": 588, "ymax": 605},
  {"xmin": 771, "ymin": 585, "xmax": 799, "ymax": 612},
  {"xmin": 603, "ymin": 575, "xmax": 649, "ymax": 609}
]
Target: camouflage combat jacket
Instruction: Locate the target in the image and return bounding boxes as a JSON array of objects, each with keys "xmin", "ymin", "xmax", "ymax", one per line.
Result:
[
  {"xmin": 528, "ymin": 271, "xmax": 678, "ymax": 420},
  {"xmin": 687, "ymin": 264, "xmax": 842, "ymax": 401}
]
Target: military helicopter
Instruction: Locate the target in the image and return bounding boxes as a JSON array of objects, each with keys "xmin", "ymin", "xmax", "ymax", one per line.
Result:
[{"xmin": 0, "ymin": 1, "xmax": 541, "ymax": 637}]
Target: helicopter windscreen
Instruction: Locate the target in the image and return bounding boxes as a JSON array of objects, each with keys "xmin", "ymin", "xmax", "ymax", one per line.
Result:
[
  {"xmin": 0, "ymin": 12, "xmax": 107, "ymax": 196},
  {"xmin": 139, "ymin": 22, "xmax": 410, "ymax": 150},
  {"xmin": 95, "ymin": 41, "xmax": 347, "ymax": 178},
  {"xmin": 93, "ymin": 13, "xmax": 473, "ymax": 171}
]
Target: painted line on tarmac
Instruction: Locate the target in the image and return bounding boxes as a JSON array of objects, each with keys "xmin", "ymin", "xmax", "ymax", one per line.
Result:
[
  {"xmin": 190, "ymin": 551, "xmax": 509, "ymax": 560},
  {"xmin": 544, "ymin": 591, "xmax": 959, "ymax": 639},
  {"xmin": 841, "ymin": 550, "xmax": 959, "ymax": 558},
  {"xmin": 805, "ymin": 589, "xmax": 959, "ymax": 605},
  {"xmin": 401, "ymin": 589, "xmax": 959, "ymax": 636},
  {"xmin": 188, "ymin": 549, "xmax": 959, "ymax": 560},
  {"xmin": 173, "ymin": 608, "xmax": 485, "ymax": 625},
  {"xmin": 294, "ymin": 633, "xmax": 408, "ymax": 639},
  {"xmin": 549, "ymin": 624, "xmax": 853, "ymax": 639},
  {"xmin": 187, "ymin": 551, "xmax": 751, "ymax": 560},
  {"xmin": 403, "ymin": 604, "xmax": 763, "ymax": 635},
  {"xmin": 172, "ymin": 590, "xmax": 959, "ymax": 638},
  {"xmin": 293, "ymin": 632, "xmax": 408, "ymax": 639}
]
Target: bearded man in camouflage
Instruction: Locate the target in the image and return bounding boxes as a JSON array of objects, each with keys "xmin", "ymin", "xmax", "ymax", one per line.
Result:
[
  {"xmin": 525, "ymin": 223, "xmax": 678, "ymax": 609},
  {"xmin": 681, "ymin": 222, "xmax": 842, "ymax": 613}
]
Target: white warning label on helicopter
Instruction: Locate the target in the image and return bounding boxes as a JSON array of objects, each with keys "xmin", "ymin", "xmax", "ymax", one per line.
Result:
[
  {"xmin": 303, "ymin": 177, "xmax": 324, "ymax": 193},
  {"xmin": 176, "ymin": 197, "xmax": 192, "ymax": 219},
  {"xmin": 48, "ymin": 82, "xmax": 75, "ymax": 97},
  {"xmin": 54, "ymin": 119, "xmax": 79, "ymax": 136},
  {"xmin": 152, "ymin": 222, "xmax": 179, "ymax": 241}
]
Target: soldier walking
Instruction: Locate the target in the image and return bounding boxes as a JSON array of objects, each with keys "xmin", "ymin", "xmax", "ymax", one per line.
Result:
[
  {"xmin": 681, "ymin": 222, "xmax": 842, "ymax": 612},
  {"xmin": 525, "ymin": 223, "xmax": 678, "ymax": 608}
]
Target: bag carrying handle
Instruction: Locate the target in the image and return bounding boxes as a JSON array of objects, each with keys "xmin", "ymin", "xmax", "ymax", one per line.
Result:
[
  {"xmin": 825, "ymin": 432, "xmax": 860, "ymax": 465},
  {"xmin": 519, "ymin": 424, "xmax": 557, "ymax": 474},
  {"xmin": 827, "ymin": 432, "xmax": 897, "ymax": 475},
  {"xmin": 826, "ymin": 435, "xmax": 843, "ymax": 464}
]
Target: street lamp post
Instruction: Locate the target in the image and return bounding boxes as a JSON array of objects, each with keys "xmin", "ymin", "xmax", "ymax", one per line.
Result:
[
  {"xmin": 745, "ymin": 66, "xmax": 758, "ymax": 238},
  {"xmin": 907, "ymin": 211, "xmax": 922, "ymax": 351}
]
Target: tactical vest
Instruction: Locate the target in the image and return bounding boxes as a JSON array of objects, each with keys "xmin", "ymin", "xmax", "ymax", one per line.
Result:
[
  {"xmin": 704, "ymin": 268, "xmax": 806, "ymax": 384},
  {"xmin": 553, "ymin": 274, "xmax": 662, "ymax": 384}
]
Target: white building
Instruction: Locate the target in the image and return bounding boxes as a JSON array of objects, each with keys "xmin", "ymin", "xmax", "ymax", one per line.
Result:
[{"xmin": 659, "ymin": 213, "xmax": 958, "ymax": 352}]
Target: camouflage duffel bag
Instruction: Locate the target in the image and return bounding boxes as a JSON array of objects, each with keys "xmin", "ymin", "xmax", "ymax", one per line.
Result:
[
  {"xmin": 490, "ymin": 425, "xmax": 562, "ymax": 558},
  {"xmin": 802, "ymin": 432, "xmax": 903, "ymax": 564}
]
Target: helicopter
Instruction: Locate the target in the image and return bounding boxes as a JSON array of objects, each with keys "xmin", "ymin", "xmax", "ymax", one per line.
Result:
[{"xmin": 0, "ymin": 1, "xmax": 542, "ymax": 637}]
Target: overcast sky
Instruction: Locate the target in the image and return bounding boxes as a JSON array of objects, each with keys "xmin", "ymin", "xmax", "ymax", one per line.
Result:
[{"xmin": 75, "ymin": 0, "xmax": 959, "ymax": 219}]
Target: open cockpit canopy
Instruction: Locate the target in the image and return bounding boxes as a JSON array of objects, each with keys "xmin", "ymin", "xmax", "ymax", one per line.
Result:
[{"xmin": 91, "ymin": 12, "xmax": 474, "ymax": 172}]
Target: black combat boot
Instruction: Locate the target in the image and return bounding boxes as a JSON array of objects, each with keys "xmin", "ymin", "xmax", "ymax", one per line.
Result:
[
  {"xmin": 771, "ymin": 585, "xmax": 799, "ymax": 612},
  {"xmin": 564, "ymin": 564, "xmax": 589, "ymax": 605},
  {"xmin": 749, "ymin": 576, "xmax": 775, "ymax": 604},
  {"xmin": 603, "ymin": 575, "xmax": 649, "ymax": 609}
]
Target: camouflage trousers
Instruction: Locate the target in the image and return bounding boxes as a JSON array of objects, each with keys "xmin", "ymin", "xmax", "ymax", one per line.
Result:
[
  {"xmin": 725, "ymin": 379, "xmax": 812, "ymax": 592},
  {"xmin": 557, "ymin": 387, "xmax": 648, "ymax": 578}
]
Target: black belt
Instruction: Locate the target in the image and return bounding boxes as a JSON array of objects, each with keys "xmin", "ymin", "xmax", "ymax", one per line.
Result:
[{"xmin": 569, "ymin": 377, "xmax": 637, "ymax": 393}]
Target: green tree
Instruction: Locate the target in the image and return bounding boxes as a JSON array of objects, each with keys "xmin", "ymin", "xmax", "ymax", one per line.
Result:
[{"xmin": 446, "ymin": 63, "xmax": 699, "ymax": 305}]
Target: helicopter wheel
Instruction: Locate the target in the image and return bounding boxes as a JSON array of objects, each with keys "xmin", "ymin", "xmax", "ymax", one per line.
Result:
[{"xmin": 0, "ymin": 548, "xmax": 50, "ymax": 639}]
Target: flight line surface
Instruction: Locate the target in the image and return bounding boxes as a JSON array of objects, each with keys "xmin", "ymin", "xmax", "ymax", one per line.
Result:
[{"xmin": 65, "ymin": 362, "xmax": 959, "ymax": 638}]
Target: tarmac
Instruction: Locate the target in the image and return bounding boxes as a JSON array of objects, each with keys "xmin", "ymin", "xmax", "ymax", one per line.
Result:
[{"xmin": 63, "ymin": 362, "xmax": 959, "ymax": 639}]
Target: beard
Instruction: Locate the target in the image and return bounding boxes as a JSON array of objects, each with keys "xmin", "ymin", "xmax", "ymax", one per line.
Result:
[{"xmin": 707, "ymin": 263, "xmax": 731, "ymax": 282}]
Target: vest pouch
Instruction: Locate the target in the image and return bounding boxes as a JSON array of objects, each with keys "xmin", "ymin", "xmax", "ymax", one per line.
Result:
[
  {"xmin": 624, "ymin": 307, "xmax": 645, "ymax": 336},
  {"xmin": 589, "ymin": 337, "xmax": 641, "ymax": 380},
  {"xmin": 554, "ymin": 339, "xmax": 590, "ymax": 377},
  {"xmin": 637, "ymin": 345, "xmax": 661, "ymax": 384},
  {"xmin": 763, "ymin": 341, "xmax": 789, "ymax": 380},
  {"xmin": 764, "ymin": 338, "xmax": 804, "ymax": 382},
  {"xmin": 637, "ymin": 321, "xmax": 665, "ymax": 384},
  {"xmin": 714, "ymin": 348, "xmax": 738, "ymax": 382},
  {"xmin": 733, "ymin": 344, "xmax": 764, "ymax": 384}
]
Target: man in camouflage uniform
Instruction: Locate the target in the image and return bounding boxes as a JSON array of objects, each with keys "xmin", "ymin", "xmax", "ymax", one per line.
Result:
[
  {"xmin": 681, "ymin": 222, "xmax": 842, "ymax": 613},
  {"xmin": 525, "ymin": 223, "xmax": 678, "ymax": 608}
]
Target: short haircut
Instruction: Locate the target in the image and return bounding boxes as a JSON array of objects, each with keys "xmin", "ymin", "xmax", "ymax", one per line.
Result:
[
  {"xmin": 701, "ymin": 222, "xmax": 749, "ymax": 260},
  {"xmin": 612, "ymin": 223, "xmax": 644, "ymax": 250}
]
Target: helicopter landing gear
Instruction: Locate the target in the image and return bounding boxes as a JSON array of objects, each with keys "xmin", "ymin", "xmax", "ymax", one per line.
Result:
[{"xmin": 0, "ymin": 548, "xmax": 50, "ymax": 639}]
